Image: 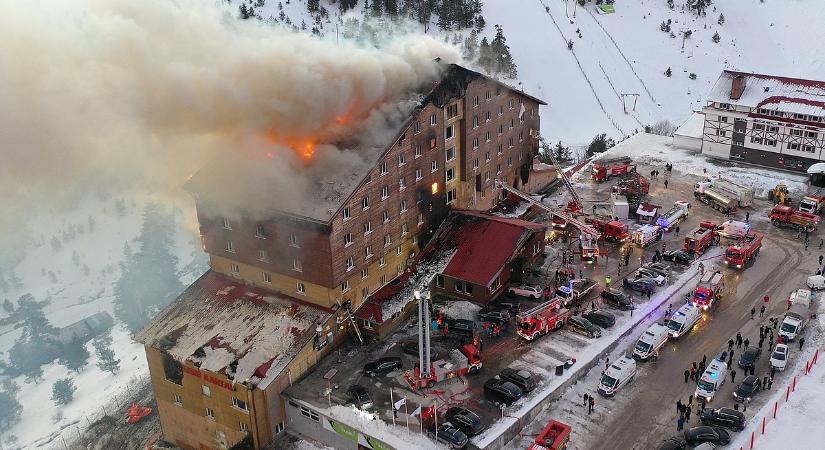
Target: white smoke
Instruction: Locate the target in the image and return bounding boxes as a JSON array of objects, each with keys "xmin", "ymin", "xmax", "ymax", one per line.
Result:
[{"xmin": 0, "ymin": 0, "xmax": 460, "ymax": 256}]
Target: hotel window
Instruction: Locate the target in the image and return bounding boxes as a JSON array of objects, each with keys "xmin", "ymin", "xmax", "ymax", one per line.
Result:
[
  {"xmin": 803, "ymin": 145, "xmax": 816, "ymax": 153},
  {"xmin": 415, "ymin": 168, "xmax": 422, "ymax": 181},
  {"xmin": 806, "ymin": 131, "xmax": 818, "ymax": 138},
  {"xmin": 750, "ymin": 137, "xmax": 763, "ymax": 144},
  {"xmin": 767, "ymin": 139, "xmax": 777, "ymax": 147},
  {"xmin": 447, "ymin": 189, "xmax": 457, "ymax": 203},
  {"xmin": 255, "ymin": 225, "xmax": 266, "ymax": 238},
  {"xmin": 414, "ymin": 121, "xmax": 421, "ymax": 133},
  {"xmin": 415, "ymin": 144, "xmax": 422, "ymax": 158},
  {"xmin": 240, "ymin": 422, "xmax": 249, "ymax": 432},
  {"xmin": 510, "ymin": 118, "xmax": 515, "ymax": 129},
  {"xmin": 398, "ymin": 133, "xmax": 406, "ymax": 146},
  {"xmin": 341, "ymin": 280, "xmax": 350, "ymax": 292},
  {"xmin": 381, "ymin": 185, "xmax": 389, "ymax": 199},
  {"xmin": 398, "ymin": 154, "xmax": 406, "ymax": 166},
  {"xmin": 519, "ymin": 150, "xmax": 524, "ymax": 160},
  {"xmin": 362, "ymin": 196, "xmax": 370, "ymax": 209},
  {"xmin": 435, "ymin": 274, "xmax": 444, "ymax": 288},
  {"xmin": 446, "ymin": 168, "xmax": 455, "ymax": 182},
  {"xmin": 472, "ymin": 116, "xmax": 479, "ymax": 128},
  {"xmin": 497, "ymin": 144, "xmax": 503, "ymax": 155},
  {"xmin": 361, "ymin": 287, "xmax": 369, "ymax": 299},
  {"xmin": 300, "ymin": 406, "xmax": 320, "ymax": 422},
  {"xmin": 753, "ymin": 124, "xmax": 765, "ymax": 131},
  {"xmin": 485, "ymin": 90, "xmax": 491, "ymax": 100},
  {"xmin": 206, "ymin": 408, "xmax": 214, "ymax": 420},
  {"xmin": 174, "ymin": 394, "xmax": 182, "ymax": 405},
  {"xmin": 275, "ymin": 422, "xmax": 285, "ymax": 434},
  {"xmin": 292, "ymin": 259, "xmax": 302, "ymax": 272},
  {"xmin": 485, "ymin": 171, "xmax": 490, "ymax": 182},
  {"xmin": 431, "ymin": 160, "xmax": 438, "ymax": 172},
  {"xmin": 400, "ymin": 200, "xmax": 408, "ymax": 212},
  {"xmin": 519, "ymin": 131, "xmax": 524, "ymax": 142},
  {"xmin": 364, "ymin": 221, "xmax": 372, "ymax": 234},
  {"xmin": 222, "ymin": 217, "xmax": 231, "ymax": 229},
  {"xmin": 508, "ymin": 157, "xmax": 513, "ymax": 167},
  {"xmin": 343, "ymin": 207, "xmax": 351, "ymax": 221},
  {"xmin": 226, "ymin": 240, "xmax": 234, "ymax": 253},
  {"xmin": 399, "ymin": 177, "xmax": 406, "ymax": 190},
  {"xmin": 446, "ymin": 104, "xmax": 458, "ymax": 119},
  {"xmin": 720, "ymin": 116, "xmax": 728, "ymax": 123},
  {"xmin": 791, "ymin": 129, "xmax": 802, "ymax": 136},
  {"xmin": 297, "ymin": 282, "xmax": 305, "ymax": 293},
  {"xmin": 202, "ymin": 385, "xmax": 211, "ymax": 397},
  {"xmin": 473, "ymin": 95, "xmax": 479, "ymax": 107},
  {"xmin": 788, "ymin": 142, "xmax": 800, "ymax": 150},
  {"xmin": 412, "ymin": 235, "xmax": 418, "ymax": 244},
  {"xmin": 496, "ymin": 164, "xmax": 502, "ymax": 174},
  {"xmin": 718, "ymin": 130, "xmax": 727, "ymax": 137},
  {"xmin": 384, "ymin": 234, "xmax": 392, "ymax": 247},
  {"xmin": 485, "ymin": 111, "xmax": 491, "ymax": 121},
  {"xmin": 498, "ymin": 124, "xmax": 504, "ymax": 135},
  {"xmin": 258, "ymin": 249, "xmax": 268, "ymax": 261},
  {"xmin": 380, "ymin": 274, "xmax": 387, "ymax": 285},
  {"xmin": 396, "ymin": 246, "xmax": 402, "ymax": 255},
  {"xmin": 508, "ymin": 99, "xmax": 514, "ymax": 109},
  {"xmin": 473, "ymin": 158, "xmax": 479, "ymax": 169},
  {"xmin": 365, "ymin": 245, "xmax": 374, "ymax": 258},
  {"xmin": 230, "ymin": 263, "xmax": 240, "ymax": 273},
  {"xmin": 430, "ymin": 113, "xmax": 437, "ymax": 125},
  {"xmin": 485, "ymin": 151, "xmax": 491, "ymax": 161},
  {"xmin": 417, "ymin": 213, "xmax": 424, "ymax": 225},
  {"xmin": 768, "ymin": 126, "xmax": 779, "ymax": 133},
  {"xmin": 396, "ymin": 264, "xmax": 403, "ymax": 275},
  {"xmin": 263, "ymin": 272, "xmax": 272, "ymax": 283},
  {"xmin": 290, "ymin": 234, "xmax": 299, "ymax": 247},
  {"xmin": 485, "ymin": 131, "xmax": 491, "ymax": 142},
  {"xmin": 379, "ymin": 256, "xmax": 386, "ymax": 267},
  {"xmin": 508, "ymin": 138, "xmax": 513, "ymax": 148},
  {"xmin": 361, "ymin": 268, "xmax": 369, "ymax": 279},
  {"xmin": 362, "ymin": 319, "xmax": 373, "ymax": 329},
  {"xmin": 380, "ymin": 162, "xmax": 388, "ymax": 175},
  {"xmin": 382, "ymin": 211, "xmax": 390, "ymax": 223},
  {"xmin": 446, "ymin": 147, "xmax": 455, "ymax": 161},
  {"xmin": 455, "ymin": 281, "xmax": 465, "ymax": 292},
  {"xmin": 472, "ymin": 137, "xmax": 479, "ymax": 149},
  {"xmin": 498, "ymin": 105, "xmax": 503, "ymax": 116},
  {"xmin": 346, "ymin": 257, "xmax": 354, "ymax": 271},
  {"xmin": 344, "ymin": 233, "xmax": 353, "ymax": 246},
  {"xmin": 401, "ymin": 223, "xmax": 409, "ymax": 235}
]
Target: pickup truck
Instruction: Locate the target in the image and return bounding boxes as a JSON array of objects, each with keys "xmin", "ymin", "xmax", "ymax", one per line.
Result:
[{"xmin": 554, "ymin": 278, "xmax": 597, "ymax": 306}]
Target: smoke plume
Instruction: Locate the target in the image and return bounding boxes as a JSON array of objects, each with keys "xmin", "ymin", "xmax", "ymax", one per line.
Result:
[{"xmin": 0, "ymin": 0, "xmax": 460, "ymax": 251}]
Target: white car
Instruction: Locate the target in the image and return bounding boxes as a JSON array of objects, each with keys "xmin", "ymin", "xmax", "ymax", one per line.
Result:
[
  {"xmin": 807, "ymin": 275, "xmax": 825, "ymax": 291},
  {"xmin": 508, "ymin": 285, "xmax": 542, "ymax": 298},
  {"xmin": 634, "ymin": 268, "xmax": 667, "ymax": 285},
  {"xmin": 770, "ymin": 344, "xmax": 789, "ymax": 371}
]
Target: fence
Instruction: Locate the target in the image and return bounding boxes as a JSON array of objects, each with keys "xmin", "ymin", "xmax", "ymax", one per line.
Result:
[{"xmin": 737, "ymin": 347, "xmax": 822, "ymax": 450}]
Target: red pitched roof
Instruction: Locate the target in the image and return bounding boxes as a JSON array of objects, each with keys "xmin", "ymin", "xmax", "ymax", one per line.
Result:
[
  {"xmin": 354, "ymin": 272, "xmax": 411, "ymax": 324},
  {"xmin": 441, "ymin": 211, "xmax": 545, "ymax": 286}
]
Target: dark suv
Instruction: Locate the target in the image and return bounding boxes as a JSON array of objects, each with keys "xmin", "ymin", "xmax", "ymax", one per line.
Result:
[
  {"xmin": 484, "ymin": 378, "xmax": 523, "ymax": 405},
  {"xmin": 622, "ymin": 278, "xmax": 656, "ymax": 294},
  {"xmin": 444, "ymin": 406, "xmax": 485, "ymax": 436},
  {"xmin": 567, "ymin": 316, "xmax": 602, "ymax": 338},
  {"xmin": 428, "ymin": 424, "xmax": 468, "ymax": 449},
  {"xmin": 583, "ymin": 310, "xmax": 616, "ymax": 328},
  {"xmin": 683, "ymin": 426, "xmax": 731, "ymax": 446},
  {"xmin": 734, "ymin": 375, "xmax": 763, "ymax": 403},
  {"xmin": 499, "ymin": 368, "xmax": 538, "ymax": 393},
  {"xmin": 447, "ymin": 318, "xmax": 476, "ymax": 336},
  {"xmin": 478, "ymin": 307, "xmax": 511, "ymax": 323},
  {"xmin": 363, "ymin": 357, "xmax": 402, "ymax": 377},
  {"xmin": 601, "ymin": 288, "xmax": 633, "ymax": 310},
  {"xmin": 738, "ymin": 346, "xmax": 762, "ymax": 369},
  {"xmin": 699, "ymin": 407, "xmax": 746, "ymax": 431},
  {"xmin": 347, "ymin": 385, "xmax": 372, "ymax": 409}
]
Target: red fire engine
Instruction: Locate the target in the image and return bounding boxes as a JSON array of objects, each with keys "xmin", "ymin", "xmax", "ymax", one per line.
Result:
[
  {"xmin": 528, "ymin": 420, "xmax": 572, "ymax": 450},
  {"xmin": 725, "ymin": 231, "xmax": 763, "ymax": 269},
  {"xmin": 516, "ymin": 299, "xmax": 573, "ymax": 340},
  {"xmin": 683, "ymin": 221, "xmax": 719, "ymax": 254},
  {"xmin": 584, "ymin": 216, "xmax": 630, "ymax": 242},
  {"xmin": 405, "ymin": 344, "xmax": 482, "ymax": 389},
  {"xmin": 592, "ymin": 157, "xmax": 636, "ymax": 182},
  {"xmin": 692, "ymin": 270, "xmax": 725, "ymax": 310},
  {"xmin": 769, "ymin": 205, "xmax": 820, "ymax": 232}
]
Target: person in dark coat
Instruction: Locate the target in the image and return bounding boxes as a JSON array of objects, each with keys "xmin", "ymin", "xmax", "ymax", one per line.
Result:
[
  {"xmin": 588, "ymin": 396, "xmax": 595, "ymax": 414},
  {"xmin": 583, "ymin": 393, "xmax": 589, "ymax": 407},
  {"xmin": 677, "ymin": 415, "xmax": 685, "ymax": 431},
  {"xmin": 768, "ymin": 377, "xmax": 774, "ymax": 390},
  {"xmin": 800, "ymin": 337, "xmax": 805, "ymax": 350},
  {"xmin": 744, "ymin": 338, "xmax": 750, "ymax": 348},
  {"xmin": 730, "ymin": 369, "xmax": 737, "ymax": 383},
  {"xmin": 685, "ymin": 406, "xmax": 692, "ymax": 422},
  {"xmin": 684, "ymin": 369, "xmax": 690, "ymax": 383}
]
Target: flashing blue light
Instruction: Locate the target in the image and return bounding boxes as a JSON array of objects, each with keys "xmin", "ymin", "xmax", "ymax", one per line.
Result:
[
  {"xmin": 710, "ymin": 372, "xmax": 718, "ymax": 379},
  {"xmin": 676, "ymin": 311, "xmax": 685, "ymax": 316}
]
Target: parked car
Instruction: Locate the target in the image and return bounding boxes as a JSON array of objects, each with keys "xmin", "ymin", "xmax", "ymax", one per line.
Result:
[
  {"xmin": 347, "ymin": 385, "xmax": 373, "ymax": 409},
  {"xmin": 499, "ymin": 368, "xmax": 538, "ymax": 393},
  {"xmin": 770, "ymin": 343, "xmax": 790, "ymax": 371},
  {"xmin": 634, "ymin": 268, "xmax": 667, "ymax": 285},
  {"xmin": 478, "ymin": 307, "xmax": 511, "ymax": 323},
  {"xmin": 363, "ymin": 357, "xmax": 402, "ymax": 377},
  {"xmin": 400, "ymin": 341, "xmax": 440, "ymax": 361},
  {"xmin": 488, "ymin": 300, "xmax": 520, "ymax": 313},
  {"xmin": 567, "ymin": 316, "xmax": 602, "ymax": 338},
  {"xmin": 623, "ymin": 278, "xmax": 657, "ymax": 294},
  {"xmin": 508, "ymin": 285, "xmax": 543, "ymax": 299},
  {"xmin": 601, "ymin": 288, "xmax": 634, "ymax": 310},
  {"xmin": 663, "ymin": 250, "xmax": 694, "ymax": 265},
  {"xmin": 446, "ymin": 318, "xmax": 476, "ymax": 336},
  {"xmin": 738, "ymin": 346, "xmax": 762, "ymax": 369},
  {"xmin": 683, "ymin": 426, "xmax": 731, "ymax": 446},
  {"xmin": 444, "ymin": 406, "xmax": 485, "ymax": 436},
  {"xmin": 583, "ymin": 310, "xmax": 616, "ymax": 328},
  {"xmin": 428, "ymin": 424, "xmax": 468, "ymax": 449},
  {"xmin": 656, "ymin": 438, "xmax": 687, "ymax": 450},
  {"xmin": 734, "ymin": 375, "xmax": 763, "ymax": 403},
  {"xmin": 483, "ymin": 378, "xmax": 523, "ymax": 405},
  {"xmin": 645, "ymin": 262, "xmax": 673, "ymax": 278},
  {"xmin": 699, "ymin": 407, "xmax": 746, "ymax": 431}
]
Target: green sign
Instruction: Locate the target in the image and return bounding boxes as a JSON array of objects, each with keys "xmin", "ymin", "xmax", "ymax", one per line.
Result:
[
  {"xmin": 328, "ymin": 419, "xmax": 359, "ymax": 443},
  {"xmin": 366, "ymin": 436, "xmax": 395, "ymax": 450}
]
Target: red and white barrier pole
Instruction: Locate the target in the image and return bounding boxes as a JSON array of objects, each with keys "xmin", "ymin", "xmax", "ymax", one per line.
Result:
[
  {"xmin": 773, "ymin": 401, "xmax": 778, "ymax": 418},
  {"xmin": 793, "ymin": 375, "xmax": 797, "ymax": 392},
  {"xmin": 762, "ymin": 416, "xmax": 766, "ymax": 435},
  {"xmin": 786, "ymin": 386, "xmax": 791, "ymax": 401},
  {"xmin": 750, "ymin": 431, "xmax": 755, "ymax": 449}
]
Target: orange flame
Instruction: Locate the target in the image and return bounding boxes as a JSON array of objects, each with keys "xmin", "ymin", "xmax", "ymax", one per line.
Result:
[{"xmin": 263, "ymin": 129, "xmax": 317, "ymax": 162}]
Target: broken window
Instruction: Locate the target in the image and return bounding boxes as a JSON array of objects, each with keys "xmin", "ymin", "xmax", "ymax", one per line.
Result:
[{"xmin": 162, "ymin": 352, "xmax": 183, "ymax": 385}]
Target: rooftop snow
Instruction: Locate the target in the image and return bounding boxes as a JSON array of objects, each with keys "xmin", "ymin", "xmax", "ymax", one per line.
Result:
[
  {"xmin": 673, "ymin": 111, "xmax": 705, "ymax": 138},
  {"xmin": 136, "ymin": 271, "xmax": 329, "ymax": 389},
  {"xmin": 707, "ymin": 71, "xmax": 825, "ymax": 117}
]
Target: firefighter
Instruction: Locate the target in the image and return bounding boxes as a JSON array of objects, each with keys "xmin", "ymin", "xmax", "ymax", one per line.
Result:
[{"xmin": 605, "ymin": 275, "xmax": 612, "ymax": 287}]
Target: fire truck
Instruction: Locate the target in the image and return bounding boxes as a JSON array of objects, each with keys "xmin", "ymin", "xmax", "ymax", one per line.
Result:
[
  {"xmin": 584, "ymin": 216, "xmax": 630, "ymax": 242},
  {"xmin": 516, "ymin": 299, "xmax": 573, "ymax": 341},
  {"xmin": 612, "ymin": 175, "xmax": 650, "ymax": 197},
  {"xmin": 405, "ymin": 344, "xmax": 482, "ymax": 389},
  {"xmin": 692, "ymin": 270, "xmax": 725, "ymax": 310},
  {"xmin": 798, "ymin": 195, "xmax": 825, "ymax": 215},
  {"xmin": 592, "ymin": 156, "xmax": 636, "ymax": 182},
  {"xmin": 528, "ymin": 420, "xmax": 572, "ymax": 450},
  {"xmin": 725, "ymin": 231, "xmax": 763, "ymax": 269},
  {"xmin": 656, "ymin": 201, "xmax": 691, "ymax": 231},
  {"xmin": 769, "ymin": 205, "xmax": 820, "ymax": 232},
  {"xmin": 683, "ymin": 221, "xmax": 719, "ymax": 254}
]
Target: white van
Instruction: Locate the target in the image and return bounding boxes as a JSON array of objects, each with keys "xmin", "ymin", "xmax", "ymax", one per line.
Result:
[
  {"xmin": 597, "ymin": 356, "xmax": 637, "ymax": 396},
  {"xmin": 695, "ymin": 355, "xmax": 728, "ymax": 402},
  {"xmin": 633, "ymin": 224, "xmax": 660, "ymax": 247},
  {"xmin": 633, "ymin": 323, "xmax": 669, "ymax": 360},
  {"xmin": 788, "ymin": 289, "xmax": 812, "ymax": 308},
  {"xmin": 807, "ymin": 275, "xmax": 825, "ymax": 291},
  {"xmin": 667, "ymin": 304, "xmax": 701, "ymax": 338},
  {"xmin": 717, "ymin": 220, "xmax": 750, "ymax": 239}
]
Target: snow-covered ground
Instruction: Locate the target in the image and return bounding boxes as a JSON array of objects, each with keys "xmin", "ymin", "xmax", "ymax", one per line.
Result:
[{"xmin": 2, "ymin": 192, "xmax": 207, "ymax": 447}]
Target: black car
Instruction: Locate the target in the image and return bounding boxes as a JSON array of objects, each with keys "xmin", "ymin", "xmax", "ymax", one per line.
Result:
[
  {"xmin": 499, "ymin": 368, "xmax": 538, "ymax": 393},
  {"xmin": 683, "ymin": 426, "xmax": 731, "ymax": 446},
  {"xmin": 347, "ymin": 385, "xmax": 372, "ymax": 409},
  {"xmin": 738, "ymin": 346, "xmax": 762, "ymax": 369},
  {"xmin": 583, "ymin": 310, "xmax": 616, "ymax": 328},
  {"xmin": 656, "ymin": 438, "xmax": 687, "ymax": 450},
  {"xmin": 400, "ymin": 341, "xmax": 440, "ymax": 361},
  {"xmin": 363, "ymin": 357, "xmax": 402, "ymax": 377},
  {"xmin": 601, "ymin": 288, "xmax": 634, "ymax": 310},
  {"xmin": 483, "ymin": 378, "xmax": 523, "ymax": 405},
  {"xmin": 699, "ymin": 407, "xmax": 746, "ymax": 431},
  {"xmin": 567, "ymin": 316, "xmax": 602, "ymax": 338},
  {"xmin": 447, "ymin": 318, "xmax": 476, "ymax": 336},
  {"xmin": 478, "ymin": 307, "xmax": 511, "ymax": 323},
  {"xmin": 734, "ymin": 375, "xmax": 763, "ymax": 403},
  {"xmin": 622, "ymin": 278, "xmax": 656, "ymax": 295},
  {"xmin": 488, "ymin": 300, "xmax": 520, "ymax": 313},
  {"xmin": 444, "ymin": 406, "xmax": 485, "ymax": 436},
  {"xmin": 663, "ymin": 250, "xmax": 694, "ymax": 265},
  {"xmin": 428, "ymin": 424, "xmax": 468, "ymax": 449}
]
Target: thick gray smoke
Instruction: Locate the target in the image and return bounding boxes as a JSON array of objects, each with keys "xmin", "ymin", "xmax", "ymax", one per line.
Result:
[{"xmin": 0, "ymin": 0, "xmax": 460, "ymax": 252}]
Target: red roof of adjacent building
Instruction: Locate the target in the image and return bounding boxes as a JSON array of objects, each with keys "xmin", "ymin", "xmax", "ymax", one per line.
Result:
[{"xmin": 440, "ymin": 211, "xmax": 545, "ymax": 287}]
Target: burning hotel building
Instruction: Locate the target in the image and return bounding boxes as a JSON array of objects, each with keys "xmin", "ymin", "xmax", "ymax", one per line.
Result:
[{"xmin": 136, "ymin": 63, "xmax": 544, "ymax": 450}]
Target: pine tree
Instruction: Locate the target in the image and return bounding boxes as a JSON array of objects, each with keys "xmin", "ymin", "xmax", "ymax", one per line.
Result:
[
  {"xmin": 6, "ymin": 294, "xmax": 59, "ymax": 383},
  {"xmin": 307, "ymin": 0, "xmax": 320, "ymax": 13},
  {"xmin": 554, "ymin": 141, "xmax": 571, "ymax": 162},
  {"xmin": 587, "ymin": 133, "xmax": 615, "ymax": 157},
  {"xmin": 384, "ymin": 0, "xmax": 399, "ymax": 17},
  {"xmin": 665, "ymin": 67, "xmax": 672, "ymax": 77},
  {"xmin": 369, "ymin": 0, "xmax": 383, "ymax": 17},
  {"xmin": 718, "ymin": 13, "xmax": 725, "ymax": 25},
  {"xmin": 474, "ymin": 14, "xmax": 485, "ymax": 32},
  {"xmin": 712, "ymin": 31, "xmax": 721, "ymax": 43},
  {"xmin": 93, "ymin": 333, "xmax": 120, "ymax": 375},
  {"xmin": 2, "ymin": 299, "xmax": 13, "ymax": 313},
  {"xmin": 239, "ymin": 3, "xmax": 249, "ymax": 19},
  {"xmin": 667, "ymin": 0, "xmax": 674, "ymax": 8},
  {"xmin": 478, "ymin": 37, "xmax": 492, "ymax": 73},
  {"xmin": 0, "ymin": 381, "xmax": 21, "ymax": 432},
  {"xmin": 51, "ymin": 378, "xmax": 76, "ymax": 406},
  {"xmin": 687, "ymin": 0, "xmax": 711, "ymax": 16},
  {"xmin": 59, "ymin": 335, "xmax": 91, "ymax": 373},
  {"xmin": 463, "ymin": 30, "xmax": 479, "ymax": 60},
  {"xmin": 490, "ymin": 25, "xmax": 518, "ymax": 78}
]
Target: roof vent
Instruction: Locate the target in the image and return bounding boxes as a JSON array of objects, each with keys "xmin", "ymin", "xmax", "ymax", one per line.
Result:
[
  {"xmin": 764, "ymin": 87, "xmax": 770, "ymax": 92},
  {"xmin": 730, "ymin": 75, "xmax": 747, "ymax": 100}
]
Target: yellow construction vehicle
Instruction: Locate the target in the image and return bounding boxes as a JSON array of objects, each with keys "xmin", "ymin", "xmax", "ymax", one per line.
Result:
[{"xmin": 768, "ymin": 184, "xmax": 792, "ymax": 205}]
